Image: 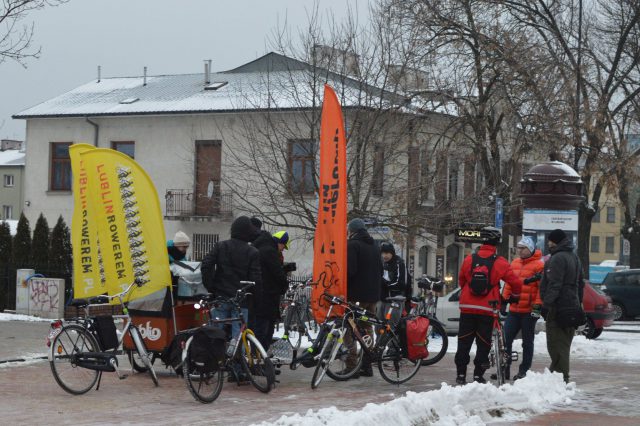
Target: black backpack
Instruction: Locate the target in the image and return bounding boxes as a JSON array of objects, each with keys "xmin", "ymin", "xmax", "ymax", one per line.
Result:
[
  {"xmin": 189, "ymin": 326, "xmax": 227, "ymax": 372},
  {"xmin": 469, "ymin": 254, "xmax": 497, "ymax": 296}
]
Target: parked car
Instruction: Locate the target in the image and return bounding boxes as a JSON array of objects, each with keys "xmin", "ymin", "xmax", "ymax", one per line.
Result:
[
  {"xmin": 435, "ymin": 282, "xmax": 613, "ymax": 339},
  {"xmin": 598, "ymin": 269, "xmax": 640, "ymax": 320},
  {"xmin": 580, "ymin": 282, "xmax": 615, "ymax": 339}
]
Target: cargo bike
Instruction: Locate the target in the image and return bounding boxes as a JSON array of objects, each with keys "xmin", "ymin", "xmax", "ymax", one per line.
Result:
[{"xmin": 47, "ymin": 261, "xmax": 206, "ymax": 394}]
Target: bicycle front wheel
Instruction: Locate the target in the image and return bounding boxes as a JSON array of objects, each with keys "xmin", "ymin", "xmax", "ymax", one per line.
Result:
[
  {"xmin": 493, "ymin": 329, "xmax": 506, "ymax": 386},
  {"xmin": 240, "ymin": 333, "xmax": 275, "ymax": 393},
  {"xmin": 326, "ymin": 326, "xmax": 363, "ymax": 381},
  {"xmin": 49, "ymin": 324, "xmax": 100, "ymax": 395},
  {"xmin": 378, "ymin": 335, "xmax": 421, "ymax": 384},
  {"xmin": 127, "ymin": 349, "xmax": 149, "ymax": 372},
  {"xmin": 130, "ymin": 326, "xmax": 158, "ymax": 387},
  {"xmin": 420, "ymin": 320, "xmax": 448, "ymax": 366},
  {"xmin": 311, "ymin": 334, "xmax": 336, "ymax": 389},
  {"xmin": 184, "ymin": 344, "xmax": 224, "ymax": 403}
]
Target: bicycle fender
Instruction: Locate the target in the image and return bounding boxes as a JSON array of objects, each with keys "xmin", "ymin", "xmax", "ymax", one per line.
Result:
[{"xmin": 182, "ymin": 336, "xmax": 194, "ymax": 363}]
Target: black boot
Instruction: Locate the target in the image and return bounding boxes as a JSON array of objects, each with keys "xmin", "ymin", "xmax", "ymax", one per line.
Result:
[{"xmin": 455, "ymin": 374, "xmax": 467, "ymax": 385}]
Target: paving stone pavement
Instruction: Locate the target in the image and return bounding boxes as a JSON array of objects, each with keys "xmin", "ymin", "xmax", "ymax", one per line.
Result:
[{"xmin": 1, "ymin": 320, "xmax": 639, "ymax": 425}]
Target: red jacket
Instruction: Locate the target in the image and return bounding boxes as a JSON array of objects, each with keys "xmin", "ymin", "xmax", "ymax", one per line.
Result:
[
  {"xmin": 504, "ymin": 249, "xmax": 543, "ymax": 313},
  {"xmin": 458, "ymin": 245, "xmax": 523, "ymax": 316}
]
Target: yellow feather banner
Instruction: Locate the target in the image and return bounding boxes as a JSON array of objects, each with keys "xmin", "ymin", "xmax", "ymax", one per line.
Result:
[
  {"xmin": 81, "ymin": 148, "xmax": 171, "ymax": 301},
  {"xmin": 70, "ymin": 144, "xmax": 106, "ymax": 298}
]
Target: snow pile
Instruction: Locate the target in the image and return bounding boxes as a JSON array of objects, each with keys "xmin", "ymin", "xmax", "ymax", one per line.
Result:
[
  {"xmin": 536, "ymin": 331, "xmax": 640, "ymax": 362},
  {"xmin": 259, "ymin": 370, "xmax": 574, "ymax": 426},
  {"xmin": 0, "ymin": 312, "xmax": 51, "ymax": 322}
]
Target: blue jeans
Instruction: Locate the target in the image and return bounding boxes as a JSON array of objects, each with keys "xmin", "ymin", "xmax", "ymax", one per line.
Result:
[
  {"xmin": 210, "ymin": 302, "xmax": 248, "ymax": 339},
  {"xmin": 504, "ymin": 311, "xmax": 538, "ymax": 375}
]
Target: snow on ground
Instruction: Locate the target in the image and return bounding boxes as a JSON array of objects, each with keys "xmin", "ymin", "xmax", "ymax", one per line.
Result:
[
  {"xmin": 0, "ymin": 313, "xmax": 51, "ymax": 322},
  {"xmin": 258, "ymin": 370, "xmax": 575, "ymax": 426},
  {"xmin": 0, "ymin": 353, "xmax": 47, "ymax": 369}
]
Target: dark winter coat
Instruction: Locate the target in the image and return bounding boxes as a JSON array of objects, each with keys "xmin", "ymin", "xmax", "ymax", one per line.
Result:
[
  {"xmin": 382, "ymin": 255, "xmax": 408, "ymax": 299},
  {"xmin": 252, "ymin": 230, "xmax": 288, "ymax": 319},
  {"xmin": 540, "ymin": 237, "xmax": 584, "ymax": 311},
  {"xmin": 201, "ymin": 216, "xmax": 262, "ymax": 308},
  {"xmin": 458, "ymin": 244, "xmax": 523, "ymax": 316},
  {"xmin": 347, "ymin": 229, "xmax": 382, "ymax": 303}
]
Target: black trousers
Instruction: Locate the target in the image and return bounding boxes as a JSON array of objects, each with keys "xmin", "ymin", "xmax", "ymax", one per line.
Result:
[
  {"xmin": 254, "ymin": 316, "xmax": 276, "ymax": 351},
  {"xmin": 454, "ymin": 313, "xmax": 493, "ymax": 377}
]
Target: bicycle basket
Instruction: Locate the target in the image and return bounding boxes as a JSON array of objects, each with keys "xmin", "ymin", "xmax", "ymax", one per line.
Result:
[
  {"xmin": 190, "ymin": 326, "xmax": 226, "ymax": 372},
  {"xmin": 93, "ymin": 316, "xmax": 118, "ymax": 351},
  {"xmin": 431, "ymin": 281, "xmax": 444, "ymax": 293}
]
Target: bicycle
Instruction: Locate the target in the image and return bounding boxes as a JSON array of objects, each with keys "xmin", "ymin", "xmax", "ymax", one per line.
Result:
[
  {"xmin": 182, "ymin": 281, "xmax": 276, "ymax": 403},
  {"xmin": 410, "ymin": 276, "xmax": 449, "ymax": 366},
  {"xmin": 487, "ymin": 299, "xmax": 518, "ymax": 386},
  {"xmin": 47, "ymin": 280, "xmax": 159, "ymax": 395},
  {"xmin": 311, "ymin": 293, "xmax": 422, "ymax": 388},
  {"xmin": 280, "ymin": 279, "xmax": 316, "ymax": 351}
]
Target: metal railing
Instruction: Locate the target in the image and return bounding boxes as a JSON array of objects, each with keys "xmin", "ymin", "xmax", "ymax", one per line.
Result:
[{"xmin": 164, "ymin": 189, "xmax": 233, "ymax": 219}]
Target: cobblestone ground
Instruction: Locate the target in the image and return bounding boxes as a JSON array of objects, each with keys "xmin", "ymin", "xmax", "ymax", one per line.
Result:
[{"xmin": 1, "ymin": 321, "xmax": 639, "ymax": 425}]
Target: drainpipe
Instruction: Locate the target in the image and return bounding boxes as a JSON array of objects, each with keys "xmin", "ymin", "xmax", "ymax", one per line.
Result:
[{"xmin": 86, "ymin": 117, "xmax": 99, "ymax": 146}]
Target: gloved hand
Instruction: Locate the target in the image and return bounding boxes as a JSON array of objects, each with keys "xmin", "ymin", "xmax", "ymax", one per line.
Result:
[
  {"xmin": 531, "ymin": 304, "xmax": 541, "ymax": 318},
  {"xmin": 506, "ymin": 296, "xmax": 520, "ymax": 304},
  {"xmin": 499, "ymin": 300, "xmax": 508, "ymax": 317}
]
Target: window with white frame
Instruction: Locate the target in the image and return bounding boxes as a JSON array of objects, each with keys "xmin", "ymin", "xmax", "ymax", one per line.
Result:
[
  {"xmin": 2, "ymin": 205, "xmax": 12, "ymax": 220},
  {"xmin": 3, "ymin": 174, "xmax": 14, "ymax": 187},
  {"xmin": 448, "ymin": 158, "xmax": 461, "ymax": 200},
  {"xmin": 192, "ymin": 233, "xmax": 219, "ymax": 261}
]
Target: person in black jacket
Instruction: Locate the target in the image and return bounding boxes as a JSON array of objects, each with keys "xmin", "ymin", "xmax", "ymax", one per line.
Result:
[
  {"xmin": 540, "ymin": 229, "xmax": 584, "ymax": 383},
  {"xmin": 252, "ymin": 229, "xmax": 289, "ymax": 350},
  {"xmin": 380, "ymin": 241, "xmax": 409, "ymax": 323},
  {"xmin": 201, "ymin": 216, "xmax": 262, "ymax": 339},
  {"xmin": 345, "ymin": 218, "xmax": 383, "ymax": 378}
]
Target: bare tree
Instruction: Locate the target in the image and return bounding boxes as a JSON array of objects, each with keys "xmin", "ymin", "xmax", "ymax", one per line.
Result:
[{"xmin": 1, "ymin": 0, "xmax": 67, "ymax": 67}]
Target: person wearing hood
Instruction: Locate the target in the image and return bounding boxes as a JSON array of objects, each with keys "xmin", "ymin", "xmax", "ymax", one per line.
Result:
[
  {"xmin": 201, "ymin": 216, "xmax": 262, "ymax": 339},
  {"xmin": 252, "ymin": 227, "xmax": 289, "ymax": 351},
  {"xmin": 499, "ymin": 236, "xmax": 544, "ymax": 381},
  {"xmin": 540, "ymin": 229, "xmax": 584, "ymax": 383},
  {"xmin": 167, "ymin": 231, "xmax": 190, "ymax": 263},
  {"xmin": 380, "ymin": 241, "xmax": 410, "ymax": 322},
  {"xmin": 344, "ymin": 218, "xmax": 383, "ymax": 378}
]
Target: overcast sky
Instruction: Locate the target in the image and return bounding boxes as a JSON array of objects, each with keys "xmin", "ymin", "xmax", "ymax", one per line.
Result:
[{"xmin": 0, "ymin": 0, "xmax": 368, "ymax": 141}]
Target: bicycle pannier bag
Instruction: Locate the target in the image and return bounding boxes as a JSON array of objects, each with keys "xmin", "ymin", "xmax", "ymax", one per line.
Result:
[
  {"xmin": 94, "ymin": 315, "xmax": 118, "ymax": 351},
  {"xmin": 469, "ymin": 254, "xmax": 497, "ymax": 297},
  {"xmin": 555, "ymin": 306, "xmax": 587, "ymax": 328},
  {"xmin": 190, "ymin": 326, "xmax": 227, "ymax": 372},
  {"xmin": 161, "ymin": 330, "xmax": 195, "ymax": 375},
  {"xmin": 404, "ymin": 316, "xmax": 430, "ymax": 361}
]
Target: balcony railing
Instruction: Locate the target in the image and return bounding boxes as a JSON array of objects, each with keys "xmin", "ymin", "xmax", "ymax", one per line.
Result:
[{"xmin": 164, "ymin": 189, "xmax": 232, "ymax": 220}]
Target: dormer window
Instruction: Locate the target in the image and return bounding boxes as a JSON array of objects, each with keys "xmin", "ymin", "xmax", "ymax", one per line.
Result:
[{"xmin": 205, "ymin": 82, "xmax": 228, "ymax": 91}]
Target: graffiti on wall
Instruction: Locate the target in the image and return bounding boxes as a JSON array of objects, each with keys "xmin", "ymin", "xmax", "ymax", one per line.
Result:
[{"xmin": 29, "ymin": 278, "xmax": 60, "ymax": 314}]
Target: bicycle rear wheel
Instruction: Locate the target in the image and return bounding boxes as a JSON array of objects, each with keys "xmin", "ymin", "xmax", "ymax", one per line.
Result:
[
  {"xmin": 240, "ymin": 333, "xmax": 275, "ymax": 393},
  {"xmin": 326, "ymin": 326, "xmax": 363, "ymax": 381},
  {"xmin": 492, "ymin": 329, "xmax": 506, "ymax": 386},
  {"xmin": 378, "ymin": 335, "xmax": 421, "ymax": 384},
  {"xmin": 184, "ymin": 344, "xmax": 224, "ymax": 403},
  {"xmin": 130, "ymin": 326, "xmax": 158, "ymax": 387},
  {"xmin": 420, "ymin": 320, "xmax": 448, "ymax": 366},
  {"xmin": 49, "ymin": 324, "xmax": 100, "ymax": 395}
]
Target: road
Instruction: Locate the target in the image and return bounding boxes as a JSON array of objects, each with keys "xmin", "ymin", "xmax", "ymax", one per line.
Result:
[{"xmin": 1, "ymin": 320, "xmax": 639, "ymax": 425}]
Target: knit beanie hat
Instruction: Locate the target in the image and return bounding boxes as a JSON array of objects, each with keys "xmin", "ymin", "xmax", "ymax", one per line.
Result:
[
  {"xmin": 173, "ymin": 231, "xmax": 190, "ymax": 247},
  {"xmin": 348, "ymin": 218, "xmax": 366, "ymax": 232},
  {"xmin": 548, "ymin": 229, "xmax": 567, "ymax": 244},
  {"xmin": 517, "ymin": 236, "xmax": 535, "ymax": 253}
]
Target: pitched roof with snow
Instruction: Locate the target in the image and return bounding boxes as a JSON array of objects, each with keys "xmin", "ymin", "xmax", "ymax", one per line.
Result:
[
  {"xmin": 13, "ymin": 53, "xmax": 405, "ymax": 119},
  {"xmin": 0, "ymin": 149, "xmax": 25, "ymax": 166}
]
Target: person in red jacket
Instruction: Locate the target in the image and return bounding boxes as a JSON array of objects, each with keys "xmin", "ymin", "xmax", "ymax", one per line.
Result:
[
  {"xmin": 455, "ymin": 227, "xmax": 523, "ymax": 385},
  {"xmin": 500, "ymin": 236, "xmax": 544, "ymax": 381}
]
